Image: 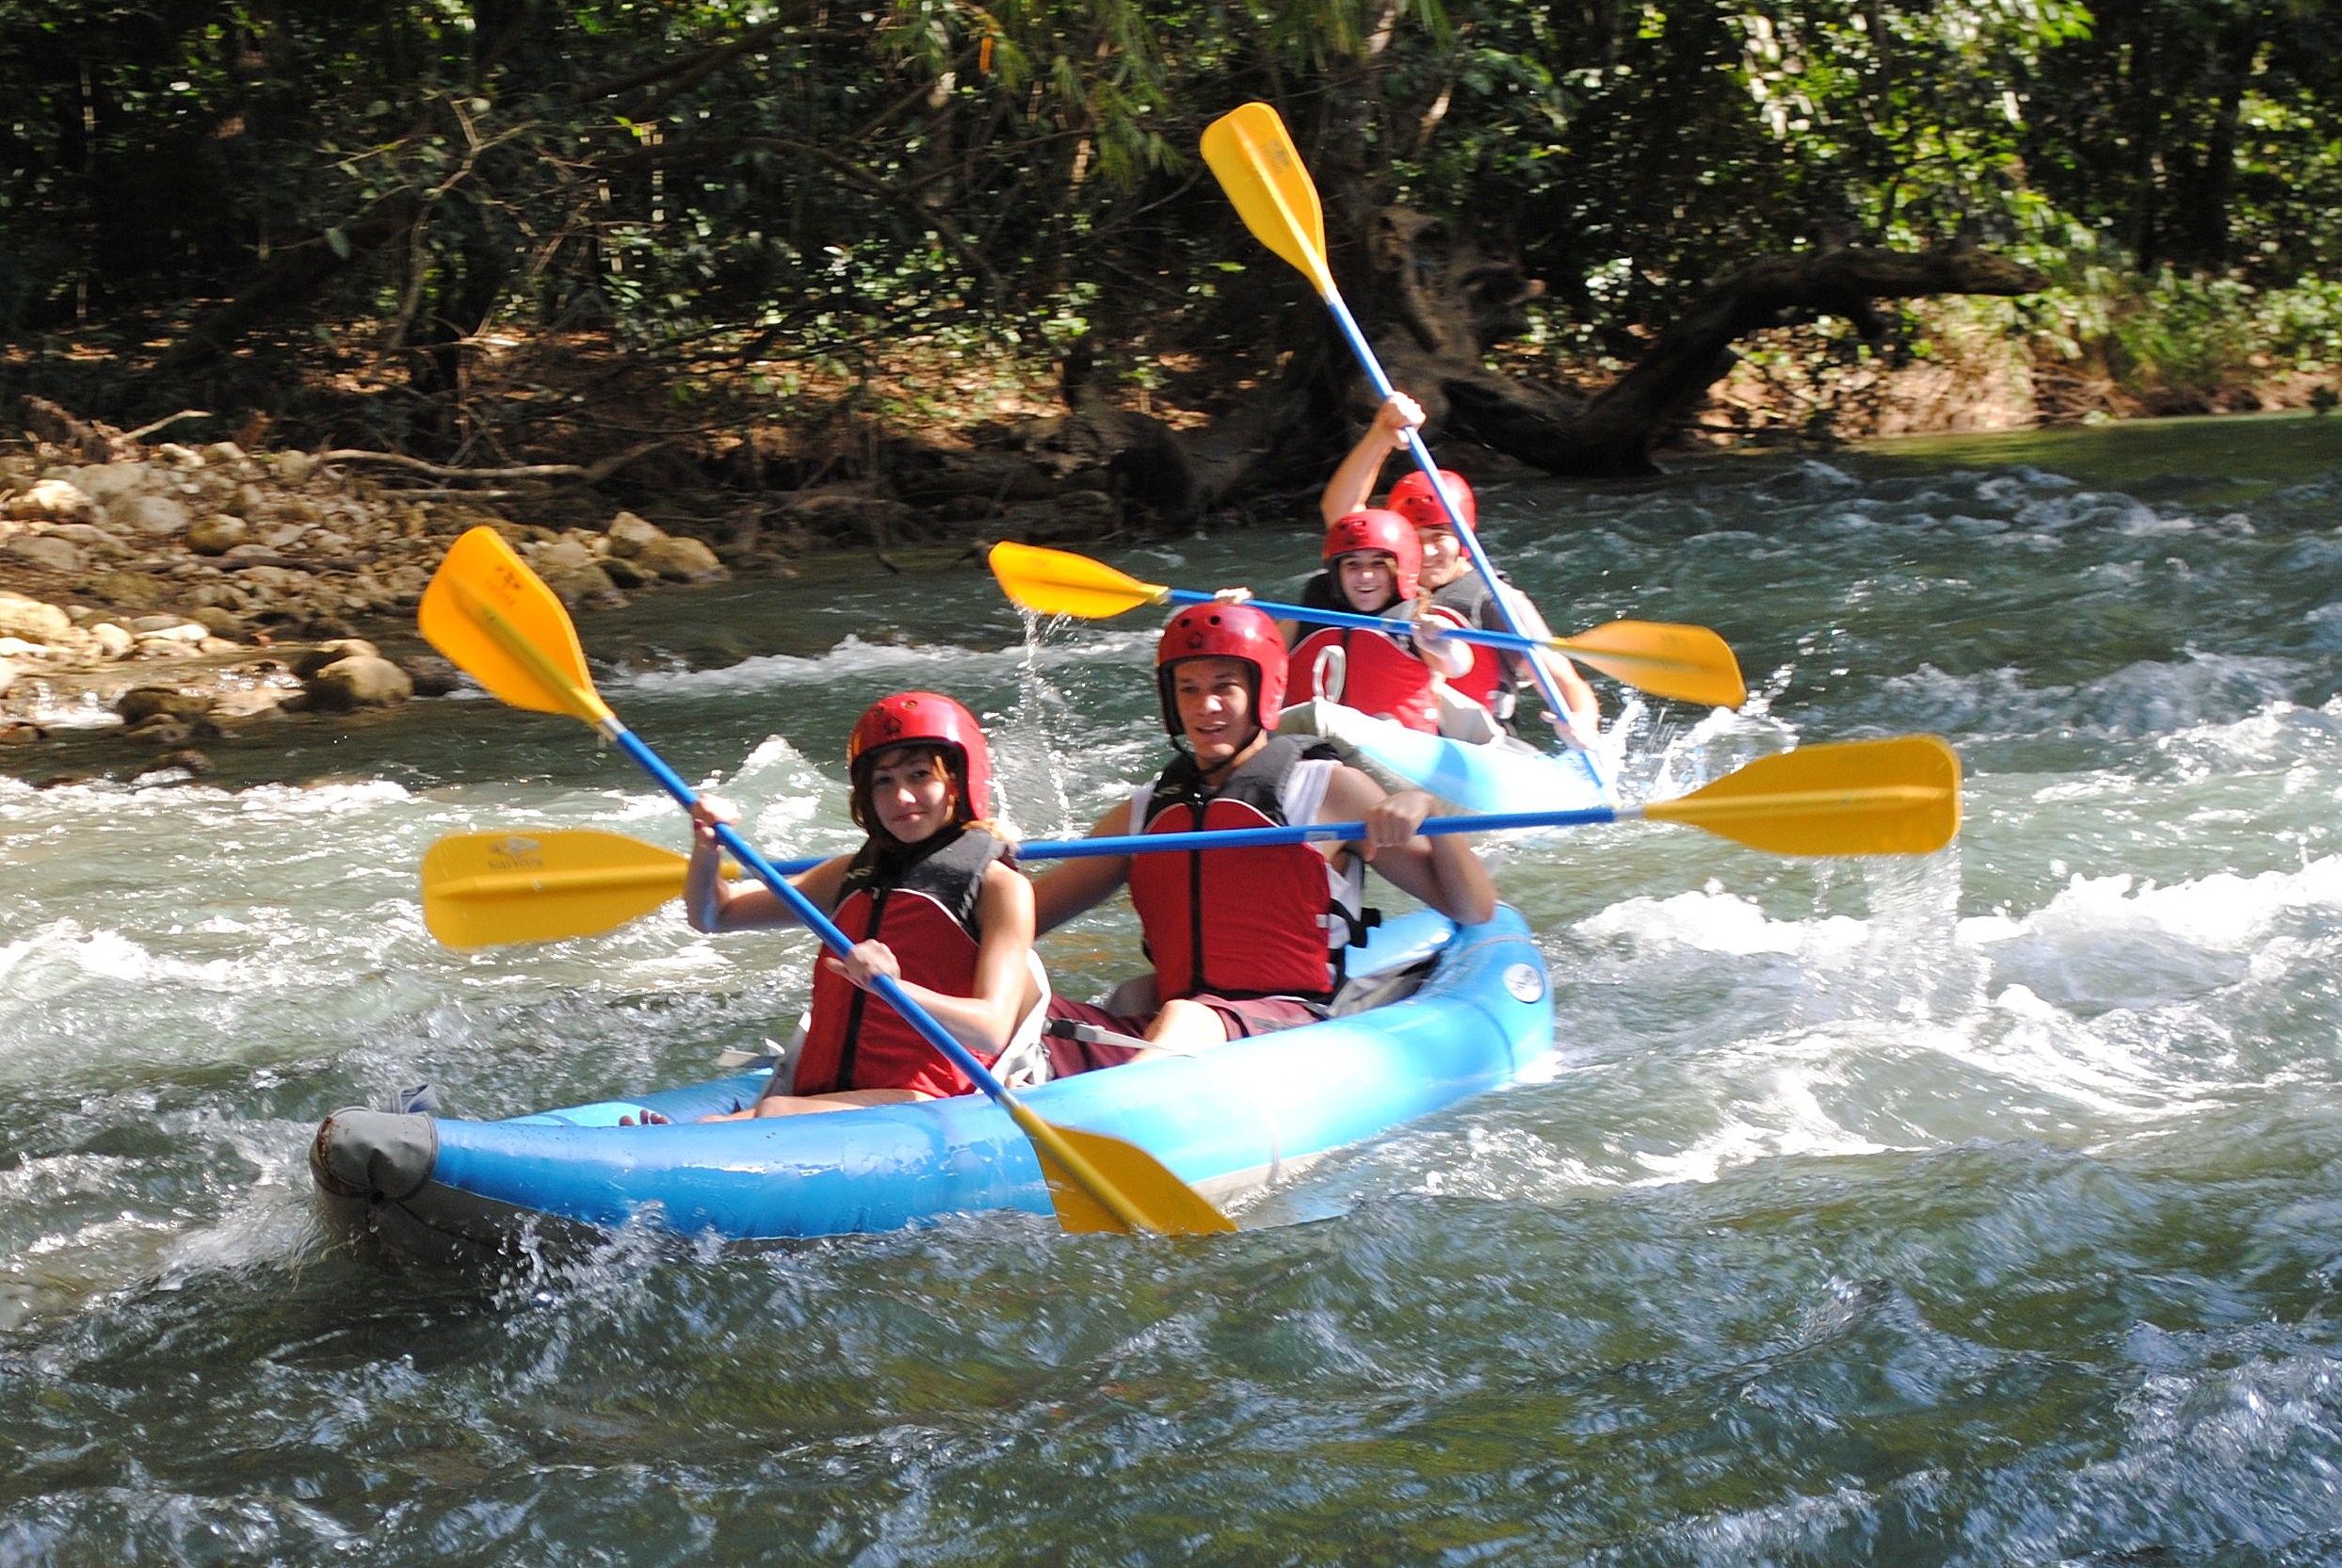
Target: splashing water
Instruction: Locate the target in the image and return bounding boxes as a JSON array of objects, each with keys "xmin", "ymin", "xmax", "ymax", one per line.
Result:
[{"xmin": 6, "ymin": 420, "xmax": 2342, "ymax": 1562}]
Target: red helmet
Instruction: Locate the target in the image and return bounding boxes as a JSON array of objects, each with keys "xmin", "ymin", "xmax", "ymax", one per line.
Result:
[
  {"xmin": 847, "ymin": 690, "xmax": 993, "ymax": 828},
  {"xmin": 1323, "ymin": 509, "xmax": 1422, "ymax": 602},
  {"xmin": 1155, "ymin": 603, "xmax": 1288, "ymax": 738},
  {"xmin": 1387, "ymin": 467, "xmax": 1477, "ymax": 531}
]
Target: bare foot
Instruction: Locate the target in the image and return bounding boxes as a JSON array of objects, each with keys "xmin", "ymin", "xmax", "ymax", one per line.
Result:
[{"xmin": 617, "ymin": 1109, "xmax": 670, "ymax": 1126}]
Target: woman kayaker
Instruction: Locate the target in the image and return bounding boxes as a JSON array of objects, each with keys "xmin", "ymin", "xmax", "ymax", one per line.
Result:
[
  {"xmin": 1284, "ymin": 507, "xmax": 1475, "ymax": 734},
  {"xmin": 648, "ymin": 691, "xmax": 1047, "ymax": 1122},
  {"xmin": 1317, "ymin": 391, "xmax": 1602, "ymax": 748},
  {"xmin": 1030, "ymin": 603, "xmax": 1495, "ymax": 1066}
]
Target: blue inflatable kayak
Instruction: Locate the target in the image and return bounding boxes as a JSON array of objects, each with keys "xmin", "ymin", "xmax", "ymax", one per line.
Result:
[{"xmin": 310, "ymin": 906, "xmax": 1554, "ymax": 1258}]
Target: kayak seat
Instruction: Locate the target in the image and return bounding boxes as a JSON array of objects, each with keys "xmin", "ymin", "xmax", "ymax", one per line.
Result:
[{"xmin": 1329, "ymin": 953, "xmax": 1436, "ymax": 1017}]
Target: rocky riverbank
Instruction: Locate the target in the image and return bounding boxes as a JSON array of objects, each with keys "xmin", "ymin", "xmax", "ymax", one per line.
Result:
[{"xmin": 0, "ymin": 414, "xmax": 735, "ymax": 780}]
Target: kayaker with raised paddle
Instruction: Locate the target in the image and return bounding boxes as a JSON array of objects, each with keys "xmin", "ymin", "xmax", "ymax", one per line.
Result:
[
  {"xmin": 1318, "ymin": 392, "xmax": 1603, "ymax": 748},
  {"xmin": 1029, "ymin": 603, "xmax": 1495, "ymax": 1068},
  {"xmin": 1279, "ymin": 506, "xmax": 1477, "ymax": 735},
  {"xmin": 632, "ymin": 691, "xmax": 1049, "ymax": 1122}
]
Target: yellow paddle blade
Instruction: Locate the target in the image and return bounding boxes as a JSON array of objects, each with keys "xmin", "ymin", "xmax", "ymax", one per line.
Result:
[
  {"xmin": 421, "ymin": 829, "xmax": 696, "ymax": 948},
  {"xmin": 988, "ymin": 541, "xmax": 1171, "ymax": 619},
  {"xmin": 1007, "ymin": 1100, "xmax": 1236, "ymax": 1235},
  {"xmin": 1552, "ymin": 620, "xmax": 1750, "ymax": 709},
  {"xmin": 1202, "ymin": 103, "xmax": 1334, "ymax": 297},
  {"xmin": 418, "ymin": 526, "xmax": 613, "ymax": 726},
  {"xmin": 1646, "ymin": 736, "xmax": 1961, "ymax": 856}
]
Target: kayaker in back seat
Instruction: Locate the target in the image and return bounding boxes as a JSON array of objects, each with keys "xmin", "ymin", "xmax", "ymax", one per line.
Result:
[
  {"xmin": 634, "ymin": 691, "xmax": 1047, "ymax": 1122},
  {"xmin": 1028, "ymin": 602, "xmax": 1494, "ymax": 1070},
  {"xmin": 1316, "ymin": 391, "xmax": 1603, "ymax": 749},
  {"xmin": 1282, "ymin": 507, "xmax": 1475, "ymax": 735}
]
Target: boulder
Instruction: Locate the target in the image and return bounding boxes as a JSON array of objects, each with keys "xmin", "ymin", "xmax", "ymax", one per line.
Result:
[
  {"xmin": 146, "ymin": 747, "xmax": 215, "ymax": 777},
  {"xmin": 205, "ymin": 688, "xmax": 292, "ymax": 731},
  {"xmin": 133, "ymin": 622, "xmax": 209, "ymax": 648},
  {"xmin": 6, "ymin": 477, "xmax": 97, "ymax": 524},
  {"xmin": 186, "ymin": 514, "xmax": 250, "ymax": 555},
  {"xmin": 5, "ymin": 534, "xmax": 82, "ymax": 573},
  {"xmin": 303, "ymin": 654, "xmax": 412, "ymax": 710},
  {"xmin": 80, "ymin": 572, "xmax": 170, "ymax": 610},
  {"xmin": 116, "ymin": 687, "xmax": 216, "ymax": 725},
  {"xmin": 109, "ymin": 493, "xmax": 191, "ymax": 537},
  {"xmin": 529, "ymin": 537, "xmax": 596, "ymax": 574},
  {"xmin": 187, "ymin": 606, "xmax": 248, "ymax": 639},
  {"xmin": 0, "ymin": 720, "xmax": 46, "ymax": 746},
  {"xmin": 600, "ymin": 555, "xmax": 650, "ymax": 590},
  {"xmin": 0, "ymin": 591, "xmax": 71, "ymax": 643},
  {"xmin": 292, "ymin": 639, "xmax": 382, "ymax": 680},
  {"xmin": 633, "ymin": 536, "xmax": 727, "ymax": 581},
  {"xmin": 604, "ymin": 510, "xmax": 666, "ymax": 558},
  {"xmin": 89, "ymin": 622, "xmax": 136, "ymax": 659},
  {"xmin": 396, "ymin": 652, "xmax": 462, "ymax": 697},
  {"xmin": 541, "ymin": 563, "xmax": 626, "ymax": 607},
  {"xmin": 62, "ymin": 463, "xmax": 158, "ymax": 506},
  {"xmin": 124, "ymin": 716, "xmax": 196, "ymax": 746},
  {"xmin": 44, "ymin": 523, "xmax": 122, "ymax": 555},
  {"xmin": 276, "ymin": 451, "xmax": 315, "ymax": 484}
]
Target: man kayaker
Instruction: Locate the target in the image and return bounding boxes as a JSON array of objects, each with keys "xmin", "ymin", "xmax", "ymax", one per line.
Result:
[
  {"xmin": 1316, "ymin": 391, "xmax": 1602, "ymax": 748},
  {"xmin": 1029, "ymin": 602, "xmax": 1496, "ymax": 1067},
  {"xmin": 1284, "ymin": 507, "xmax": 1476, "ymax": 734},
  {"xmin": 638, "ymin": 691, "xmax": 1047, "ymax": 1121}
]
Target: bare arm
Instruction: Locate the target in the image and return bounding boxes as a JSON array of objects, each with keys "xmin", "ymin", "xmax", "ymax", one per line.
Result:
[
  {"xmin": 1320, "ymin": 394, "xmax": 1424, "ymax": 526},
  {"xmin": 1026, "ymin": 800, "xmax": 1136, "ymax": 933},
  {"xmin": 1495, "ymin": 583, "xmax": 1602, "ymax": 740},
  {"xmin": 822, "ymin": 864, "xmax": 1039, "ymax": 1056},
  {"xmin": 1320, "ymin": 766, "xmax": 1496, "ymax": 927},
  {"xmin": 683, "ymin": 794, "xmax": 848, "ymax": 932}
]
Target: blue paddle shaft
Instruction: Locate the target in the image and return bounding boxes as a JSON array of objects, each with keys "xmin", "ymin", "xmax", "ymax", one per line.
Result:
[
  {"xmin": 1016, "ymin": 804, "xmax": 1621, "ymax": 862},
  {"xmin": 1320, "ymin": 289, "xmax": 1594, "ymax": 773},
  {"xmin": 704, "ymin": 806, "xmax": 1621, "ymax": 874},
  {"xmin": 1162, "ymin": 587, "xmax": 1555, "ymax": 657},
  {"xmin": 606, "ymin": 726, "xmax": 1015, "ymax": 1105}
]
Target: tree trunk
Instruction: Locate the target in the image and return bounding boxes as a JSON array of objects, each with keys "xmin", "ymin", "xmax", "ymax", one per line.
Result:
[{"xmin": 1111, "ymin": 196, "xmax": 2046, "ymax": 502}]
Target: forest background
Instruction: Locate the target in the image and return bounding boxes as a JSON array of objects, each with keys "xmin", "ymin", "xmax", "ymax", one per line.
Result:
[{"xmin": 5, "ymin": 0, "xmax": 2342, "ymax": 515}]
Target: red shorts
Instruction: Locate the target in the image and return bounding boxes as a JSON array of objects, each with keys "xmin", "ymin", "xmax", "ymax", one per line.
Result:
[{"xmin": 1042, "ymin": 993, "xmax": 1328, "ymax": 1076}]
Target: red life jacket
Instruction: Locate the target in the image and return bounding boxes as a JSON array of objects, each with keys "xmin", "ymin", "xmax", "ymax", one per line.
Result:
[
  {"xmin": 1288, "ymin": 599, "xmax": 1465, "ymax": 734},
  {"xmin": 795, "ymin": 826, "xmax": 1007, "ymax": 1098},
  {"xmin": 1124, "ymin": 736, "xmax": 1365, "ymax": 1004}
]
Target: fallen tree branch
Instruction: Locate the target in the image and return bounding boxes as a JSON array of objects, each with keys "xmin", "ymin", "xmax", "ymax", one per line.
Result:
[
  {"xmin": 315, "ymin": 436, "xmax": 683, "ymax": 485},
  {"xmin": 1443, "ymin": 243, "xmax": 2046, "ymax": 476},
  {"xmin": 124, "ymin": 409, "xmax": 214, "ymax": 442}
]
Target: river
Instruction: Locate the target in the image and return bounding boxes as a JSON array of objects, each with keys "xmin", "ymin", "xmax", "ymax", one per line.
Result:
[{"xmin": 5, "ymin": 412, "xmax": 2341, "ymax": 1563}]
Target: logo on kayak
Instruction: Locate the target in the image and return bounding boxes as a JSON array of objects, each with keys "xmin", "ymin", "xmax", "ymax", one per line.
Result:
[{"xmin": 1502, "ymin": 962, "xmax": 1544, "ymax": 1003}]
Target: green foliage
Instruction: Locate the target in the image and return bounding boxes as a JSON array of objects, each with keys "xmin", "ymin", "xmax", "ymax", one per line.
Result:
[{"xmin": 0, "ymin": 0, "xmax": 2339, "ymax": 431}]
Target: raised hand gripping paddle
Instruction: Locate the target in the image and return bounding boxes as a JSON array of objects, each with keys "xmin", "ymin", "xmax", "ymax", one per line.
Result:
[
  {"xmin": 418, "ymin": 525, "xmax": 1234, "ymax": 1237},
  {"xmin": 990, "ymin": 540, "xmax": 1748, "ymax": 709},
  {"xmin": 1203, "ymin": 102, "xmax": 1631, "ymax": 740},
  {"xmin": 427, "ymin": 736, "xmax": 1959, "ymax": 946}
]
